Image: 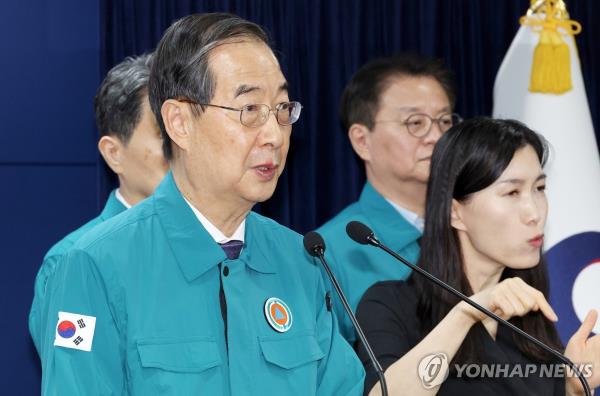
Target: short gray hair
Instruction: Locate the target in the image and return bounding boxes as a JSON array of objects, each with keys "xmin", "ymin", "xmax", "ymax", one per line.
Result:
[
  {"xmin": 95, "ymin": 53, "xmax": 153, "ymax": 143},
  {"xmin": 149, "ymin": 13, "xmax": 271, "ymax": 160}
]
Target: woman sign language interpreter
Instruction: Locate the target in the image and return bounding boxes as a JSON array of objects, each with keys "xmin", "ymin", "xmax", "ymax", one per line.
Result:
[{"xmin": 355, "ymin": 118, "xmax": 600, "ymax": 396}]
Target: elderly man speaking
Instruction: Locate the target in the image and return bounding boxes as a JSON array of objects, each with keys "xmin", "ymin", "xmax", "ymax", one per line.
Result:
[{"xmin": 41, "ymin": 13, "xmax": 364, "ymax": 396}]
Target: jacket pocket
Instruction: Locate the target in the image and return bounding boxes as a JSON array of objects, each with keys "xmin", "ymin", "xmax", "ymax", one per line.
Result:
[
  {"xmin": 137, "ymin": 336, "xmax": 221, "ymax": 373},
  {"xmin": 259, "ymin": 333, "xmax": 325, "ymax": 369}
]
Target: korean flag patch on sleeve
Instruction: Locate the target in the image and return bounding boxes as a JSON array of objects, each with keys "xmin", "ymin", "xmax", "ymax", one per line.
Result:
[{"xmin": 54, "ymin": 311, "xmax": 97, "ymax": 352}]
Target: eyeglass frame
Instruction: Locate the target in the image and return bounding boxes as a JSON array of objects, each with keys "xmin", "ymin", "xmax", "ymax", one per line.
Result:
[
  {"xmin": 374, "ymin": 112, "xmax": 463, "ymax": 138},
  {"xmin": 174, "ymin": 98, "xmax": 303, "ymax": 128}
]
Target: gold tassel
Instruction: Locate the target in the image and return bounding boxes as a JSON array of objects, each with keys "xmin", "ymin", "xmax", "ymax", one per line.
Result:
[
  {"xmin": 530, "ymin": 28, "xmax": 571, "ymax": 93},
  {"xmin": 520, "ymin": 0, "xmax": 581, "ymax": 94}
]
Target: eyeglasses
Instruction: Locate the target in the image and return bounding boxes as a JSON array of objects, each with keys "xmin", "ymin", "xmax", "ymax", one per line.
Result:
[
  {"xmin": 176, "ymin": 98, "xmax": 303, "ymax": 128},
  {"xmin": 375, "ymin": 112, "xmax": 463, "ymax": 138}
]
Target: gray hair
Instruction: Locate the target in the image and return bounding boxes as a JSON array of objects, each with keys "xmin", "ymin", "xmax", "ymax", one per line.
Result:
[
  {"xmin": 149, "ymin": 13, "xmax": 271, "ymax": 160},
  {"xmin": 95, "ymin": 53, "xmax": 153, "ymax": 143}
]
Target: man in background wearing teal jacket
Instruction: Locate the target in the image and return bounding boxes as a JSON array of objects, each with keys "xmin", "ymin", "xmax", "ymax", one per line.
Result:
[
  {"xmin": 29, "ymin": 53, "xmax": 168, "ymax": 356},
  {"xmin": 317, "ymin": 54, "xmax": 460, "ymax": 345},
  {"xmin": 41, "ymin": 13, "xmax": 364, "ymax": 395}
]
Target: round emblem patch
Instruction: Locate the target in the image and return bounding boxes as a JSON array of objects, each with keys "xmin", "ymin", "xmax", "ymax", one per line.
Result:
[
  {"xmin": 264, "ymin": 297, "xmax": 293, "ymax": 333},
  {"xmin": 57, "ymin": 320, "xmax": 76, "ymax": 339}
]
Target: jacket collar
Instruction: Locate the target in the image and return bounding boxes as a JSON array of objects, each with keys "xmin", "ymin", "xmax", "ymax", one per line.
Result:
[
  {"xmin": 358, "ymin": 181, "xmax": 421, "ymax": 251},
  {"xmin": 237, "ymin": 213, "xmax": 276, "ymax": 274},
  {"xmin": 99, "ymin": 190, "xmax": 127, "ymax": 221},
  {"xmin": 154, "ymin": 172, "xmax": 276, "ymax": 282},
  {"xmin": 154, "ymin": 172, "xmax": 227, "ymax": 282}
]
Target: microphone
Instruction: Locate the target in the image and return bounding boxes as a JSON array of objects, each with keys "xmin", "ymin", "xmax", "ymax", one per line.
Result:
[
  {"xmin": 303, "ymin": 231, "xmax": 388, "ymax": 396},
  {"xmin": 345, "ymin": 221, "xmax": 591, "ymax": 396}
]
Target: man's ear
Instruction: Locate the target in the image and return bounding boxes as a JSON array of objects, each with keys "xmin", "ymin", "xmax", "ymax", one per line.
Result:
[
  {"xmin": 98, "ymin": 135, "xmax": 125, "ymax": 175},
  {"xmin": 450, "ymin": 198, "xmax": 467, "ymax": 231},
  {"xmin": 348, "ymin": 123, "xmax": 372, "ymax": 162},
  {"xmin": 161, "ymin": 99, "xmax": 194, "ymax": 154}
]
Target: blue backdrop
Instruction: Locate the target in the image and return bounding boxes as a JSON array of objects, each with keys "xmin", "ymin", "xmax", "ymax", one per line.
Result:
[{"xmin": 2, "ymin": 1, "xmax": 599, "ymax": 394}]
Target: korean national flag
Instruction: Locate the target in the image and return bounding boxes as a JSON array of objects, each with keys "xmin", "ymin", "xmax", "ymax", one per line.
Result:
[{"xmin": 54, "ymin": 311, "xmax": 97, "ymax": 352}]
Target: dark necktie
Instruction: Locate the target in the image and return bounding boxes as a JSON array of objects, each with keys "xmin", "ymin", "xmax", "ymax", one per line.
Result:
[
  {"xmin": 216, "ymin": 240, "xmax": 243, "ymax": 350},
  {"xmin": 219, "ymin": 240, "xmax": 243, "ymax": 260}
]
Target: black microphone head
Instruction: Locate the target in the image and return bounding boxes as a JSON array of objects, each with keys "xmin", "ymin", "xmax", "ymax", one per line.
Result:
[
  {"xmin": 303, "ymin": 231, "xmax": 326, "ymax": 257},
  {"xmin": 346, "ymin": 221, "xmax": 376, "ymax": 245}
]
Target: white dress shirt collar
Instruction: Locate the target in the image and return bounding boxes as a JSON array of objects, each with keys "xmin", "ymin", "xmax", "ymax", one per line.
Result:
[
  {"xmin": 183, "ymin": 197, "xmax": 246, "ymax": 243},
  {"xmin": 115, "ymin": 188, "xmax": 132, "ymax": 209},
  {"xmin": 385, "ymin": 198, "xmax": 424, "ymax": 233}
]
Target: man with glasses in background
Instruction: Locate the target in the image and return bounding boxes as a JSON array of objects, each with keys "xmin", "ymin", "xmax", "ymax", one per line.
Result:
[
  {"xmin": 317, "ymin": 53, "xmax": 461, "ymax": 345},
  {"xmin": 42, "ymin": 13, "xmax": 364, "ymax": 395}
]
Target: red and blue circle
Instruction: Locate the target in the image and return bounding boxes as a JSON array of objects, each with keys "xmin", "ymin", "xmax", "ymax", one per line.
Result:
[
  {"xmin": 57, "ymin": 320, "xmax": 76, "ymax": 339},
  {"xmin": 548, "ymin": 232, "xmax": 600, "ymax": 343}
]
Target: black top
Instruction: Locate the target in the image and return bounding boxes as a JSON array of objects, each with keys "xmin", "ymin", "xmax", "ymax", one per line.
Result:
[{"xmin": 355, "ymin": 277, "xmax": 565, "ymax": 396}]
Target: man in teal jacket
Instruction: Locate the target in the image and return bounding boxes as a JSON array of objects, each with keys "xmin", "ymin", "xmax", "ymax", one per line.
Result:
[
  {"xmin": 29, "ymin": 54, "xmax": 168, "ymax": 355},
  {"xmin": 317, "ymin": 54, "xmax": 460, "ymax": 345},
  {"xmin": 41, "ymin": 13, "xmax": 364, "ymax": 395}
]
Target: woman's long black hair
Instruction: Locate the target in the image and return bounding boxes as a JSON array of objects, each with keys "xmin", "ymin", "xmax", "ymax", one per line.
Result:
[{"xmin": 415, "ymin": 117, "xmax": 563, "ymax": 364}]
